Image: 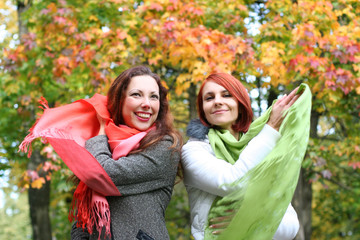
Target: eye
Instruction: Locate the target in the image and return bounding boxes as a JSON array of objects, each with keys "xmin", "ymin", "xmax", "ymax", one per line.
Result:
[
  {"xmin": 130, "ymin": 92, "xmax": 141, "ymax": 97},
  {"xmin": 204, "ymin": 96, "xmax": 214, "ymax": 101},
  {"xmin": 223, "ymin": 92, "xmax": 232, "ymax": 98},
  {"xmin": 203, "ymin": 93, "xmax": 215, "ymax": 101},
  {"xmin": 151, "ymin": 94, "xmax": 159, "ymax": 100}
]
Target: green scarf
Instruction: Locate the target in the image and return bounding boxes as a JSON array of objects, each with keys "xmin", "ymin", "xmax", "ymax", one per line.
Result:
[{"xmin": 205, "ymin": 83, "xmax": 311, "ymax": 240}]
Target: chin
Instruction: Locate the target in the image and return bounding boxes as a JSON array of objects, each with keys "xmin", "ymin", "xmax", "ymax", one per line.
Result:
[{"xmin": 134, "ymin": 124, "xmax": 153, "ymax": 131}]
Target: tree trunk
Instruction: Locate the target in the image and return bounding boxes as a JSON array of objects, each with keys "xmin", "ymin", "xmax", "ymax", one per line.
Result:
[
  {"xmin": 17, "ymin": 0, "xmax": 31, "ymax": 38},
  {"xmin": 188, "ymin": 82, "xmax": 198, "ymax": 120},
  {"xmin": 28, "ymin": 151, "xmax": 52, "ymax": 240},
  {"xmin": 293, "ymin": 169, "xmax": 312, "ymax": 240},
  {"xmin": 293, "ymin": 109, "xmax": 319, "ymax": 240},
  {"xmin": 17, "ymin": 1, "xmax": 53, "ymax": 239}
]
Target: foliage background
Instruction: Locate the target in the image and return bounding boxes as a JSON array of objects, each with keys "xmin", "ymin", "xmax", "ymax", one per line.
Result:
[{"xmin": 0, "ymin": 0, "xmax": 359, "ymax": 239}]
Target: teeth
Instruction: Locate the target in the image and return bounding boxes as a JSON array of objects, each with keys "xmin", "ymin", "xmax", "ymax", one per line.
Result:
[{"xmin": 137, "ymin": 113, "xmax": 150, "ymax": 118}]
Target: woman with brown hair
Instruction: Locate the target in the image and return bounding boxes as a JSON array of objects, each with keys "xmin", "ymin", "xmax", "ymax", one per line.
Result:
[
  {"xmin": 20, "ymin": 66, "xmax": 182, "ymax": 240},
  {"xmin": 182, "ymin": 72, "xmax": 310, "ymax": 239}
]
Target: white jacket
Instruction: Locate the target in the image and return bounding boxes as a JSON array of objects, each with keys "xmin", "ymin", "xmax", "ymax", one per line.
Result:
[{"xmin": 182, "ymin": 123, "xmax": 300, "ymax": 240}]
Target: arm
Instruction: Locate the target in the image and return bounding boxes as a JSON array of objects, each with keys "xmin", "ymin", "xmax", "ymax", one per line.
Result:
[
  {"xmin": 85, "ymin": 135, "xmax": 179, "ymax": 195},
  {"xmin": 182, "ymin": 124, "xmax": 281, "ymax": 197},
  {"xmin": 71, "ymin": 222, "xmax": 90, "ymax": 240},
  {"xmin": 273, "ymin": 204, "xmax": 300, "ymax": 240}
]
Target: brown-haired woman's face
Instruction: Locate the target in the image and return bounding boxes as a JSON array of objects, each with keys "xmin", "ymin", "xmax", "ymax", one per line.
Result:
[
  {"xmin": 202, "ymin": 81, "xmax": 239, "ymax": 132},
  {"xmin": 122, "ymin": 75, "xmax": 160, "ymax": 131}
]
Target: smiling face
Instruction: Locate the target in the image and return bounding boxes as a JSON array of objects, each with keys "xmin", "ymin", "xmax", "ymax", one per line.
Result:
[
  {"xmin": 121, "ymin": 75, "xmax": 160, "ymax": 131},
  {"xmin": 202, "ymin": 81, "xmax": 239, "ymax": 135}
]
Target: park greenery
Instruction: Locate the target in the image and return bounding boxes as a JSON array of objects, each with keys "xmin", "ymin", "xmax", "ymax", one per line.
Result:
[{"xmin": 0, "ymin": 0, "xmax": 359, "ymax": 239}]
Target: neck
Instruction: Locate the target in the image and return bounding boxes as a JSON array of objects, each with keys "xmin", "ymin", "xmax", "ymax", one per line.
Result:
[{"xmin": 227, "ymin": 128, "xmax": 239, "ymax": 140}]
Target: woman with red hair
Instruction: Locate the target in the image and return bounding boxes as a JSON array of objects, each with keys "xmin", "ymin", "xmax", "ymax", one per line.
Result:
[{"xmin": 182, "ymin": 72, "xmax": 304, "ymax": 239}]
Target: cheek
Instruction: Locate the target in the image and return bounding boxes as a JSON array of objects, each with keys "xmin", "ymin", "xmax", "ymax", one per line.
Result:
[
  {"xmin": 153, "ymin": 102, "xmax": 160, "ymax": 117},
  {"xmin": 203, "ymin": 103, "xmax": 211, "ymax": 117},
  {"xmin": 121, "ymin": 105, "xmax": 132, "ymax": 124},
  {"xmin": 121, "ymin": 99, "xmax": 135, "ymax": 122}
]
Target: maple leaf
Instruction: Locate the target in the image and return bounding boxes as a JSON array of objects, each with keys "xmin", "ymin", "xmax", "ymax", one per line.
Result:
[
  {"xmin": 163, "ymin": 21, "xmax": 175, "ymax": 31},
  {"xmin": 139, "ymin": 36, "xmax": 148, "ymax": 44},
  {"xmin": 332, "ymin": 49, "xmax": 343, "ymax": 58},
  {"xmin": 325, "ymin": 70, "xmax": 336, "ymax": 79},
  {"xmin": 346, "ymin": 45, "xmax": 358, "ymax": 55},
  {"xmin": 40, "ymin": 8, "xmax": 51, "ymax": 15},
  {"xmin": 149, "ymin": 3, "xmax": 163, "ymax": 11},
  {"xmin": 305, "ymin": 30, "xmax": 314, "ymax": 38},
  {"xmin": 192, "ymin": 7, "xmax": 204, "ymax": 16},
  {"xmin": 54, "ymin": 16, "xmax": 67, "ymax": 25},
  {"xmin": 31, "ymin": 178, "xmax": 46, "ymax": 189},
  {"xmin": 349, "ymin": 162, "xmax": 360, "ymax": 170},
  {"xmin": 47, "ymin": 2, "xmax": 57, "ymax": 13},
  {"xmin": 27, "ymin": 170, "xmax": 39, "ymax": 181},
  {"xmin": 310, "ymin": 59, "xmax": 321, "ymax": 68}
]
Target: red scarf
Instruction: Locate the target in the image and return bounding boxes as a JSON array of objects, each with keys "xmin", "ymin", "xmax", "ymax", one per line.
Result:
[{"xmin": 19, "ymin": 94, "xmax": 151, "ymax": 238}]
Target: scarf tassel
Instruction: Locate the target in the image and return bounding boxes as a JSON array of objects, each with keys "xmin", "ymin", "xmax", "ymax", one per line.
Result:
[
  {"xmin": 69, "ymin": 182, "xmax": 111, "ymax": 239},
  {"xmin": 19, "ymin": 128, "xmax": 73, "ymax": 158},
  {"xmin": 19, "ymin": 97, "xmax": 59, "ymax": 157}
]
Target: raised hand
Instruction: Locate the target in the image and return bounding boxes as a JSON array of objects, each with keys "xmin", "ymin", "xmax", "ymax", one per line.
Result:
[
  {"xmin": 97, "ymin": 112, "xmax": 106, "ymax": 135},
  {"xmin": 209, "ymin": 210, "xmax": 236, "ymax": 235},
  {"xmin": 267, "ymin": 86, "xmax": 303, "ymax": 131}
]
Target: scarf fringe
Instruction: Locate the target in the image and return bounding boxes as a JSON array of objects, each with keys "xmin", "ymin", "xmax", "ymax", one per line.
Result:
[
  {"xmin": 19, "ymin": 128, "xmax": 73, "ymax": 157},
  {"xmin": 89, "ymin": 200, "xmax": 111, "ymax": 239},
  {"xmin": 38, "ymin": 96, "xmax": 49, "ymax": 110},
  {"xmin": 19, "ymin": 96, "xmax": 59, "ymax": 157},
  {"xmin": 69, "ymin": 182, "xmax": 111, "ymax": 239}
]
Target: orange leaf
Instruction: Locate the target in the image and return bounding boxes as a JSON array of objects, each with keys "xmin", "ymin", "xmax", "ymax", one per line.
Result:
[{"xmin": 31, "ymin": 178, "xmax": 46, "ymax": 189}]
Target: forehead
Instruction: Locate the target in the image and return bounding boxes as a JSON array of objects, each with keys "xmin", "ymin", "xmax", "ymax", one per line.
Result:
[
  {"xmin": 202, "ymin": 81, "xmax": 227, "ymax": 95},
  {"xmin": 127, "ymin": 75, "xmax": 159, "ymax": 92}
]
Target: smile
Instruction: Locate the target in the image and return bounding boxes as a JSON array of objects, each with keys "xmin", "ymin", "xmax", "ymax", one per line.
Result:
[
  {"xmin": 135, "ymin": 112, "xmax": 151, "ymax": 119},
  {"xmin": 212, "ymin": 109, "xmax": 228, "ymax": 114}
]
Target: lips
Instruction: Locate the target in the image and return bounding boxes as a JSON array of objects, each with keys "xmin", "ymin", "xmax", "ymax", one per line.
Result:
[
  {"xmin": 212, "ymin": 109, "xmax": 228, "ymax": 114},
  {"xmin": 135, "ymin": 112, "xmax": 151, "ymax": 120}
]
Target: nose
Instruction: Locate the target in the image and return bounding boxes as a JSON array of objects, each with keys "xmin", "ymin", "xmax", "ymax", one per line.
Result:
[
  {"xmin": 141, "ymin": 97, "xmax": 151, "ymax": 110},
  {"xmin": 213, "ymin": 95, "xmax": 223, "ymax": 106}
]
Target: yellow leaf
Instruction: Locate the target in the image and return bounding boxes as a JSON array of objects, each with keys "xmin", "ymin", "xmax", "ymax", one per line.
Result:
[
  {"xmin": 31, "ymin": 178, "xmax": 45, "ymax": 189},
  {"xmin": 356, "ymin": 86, "xmax": 360, "ymax": 95},
  {"xmin": 89, "ymin": 15, "xmax": 98, "ymax": 21},
  {"xmin": 48, "ymin": 2, "xmax": 57, "ymax": 13},
  {"xmin": 177, "ymin": 73, "xmax": 191, "ymax": 84},
  {"xmin": 175, "ymin": 81, "xmax": 190, "ymax": 96}
]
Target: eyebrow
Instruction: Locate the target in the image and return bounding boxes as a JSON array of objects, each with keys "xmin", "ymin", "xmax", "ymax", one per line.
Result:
[
  {"xmin": 129, "ymin": 89, "xmax": 159, "ymax": 95},
  {"xmin": 203, "ymin": 90, "xmax": 229, "ymax": 96}
]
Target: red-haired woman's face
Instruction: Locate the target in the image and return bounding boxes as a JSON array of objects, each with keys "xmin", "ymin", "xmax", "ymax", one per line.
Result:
[
  {"xmin": 122, "ymin": 75, "xmax": 160, "ymax": 131},
  {"xmin": 202, "ymin": 81, "xmax": 239, "ymax": 134}
]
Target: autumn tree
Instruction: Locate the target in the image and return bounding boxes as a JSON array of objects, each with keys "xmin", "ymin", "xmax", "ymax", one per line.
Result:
[
  {"xmin": 1, "ymin": 0, "xmax": 142, "ymax": 239},
  {"xmin": 254, "ymin": 0, "xmax": 360, "ymax": 239}
]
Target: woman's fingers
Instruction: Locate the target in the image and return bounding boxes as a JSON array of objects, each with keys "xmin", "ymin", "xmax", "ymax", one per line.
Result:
[
  {"xmin": 212, "ymin": 230, "xmax": 224, "ymax": 235},
  {"xmin": 209, "ymin": 214, "xmax": 235, "ymax": 223},
  {"xmin": 210, "ymin": 222, "xmax": 230, "ymax": 230},
  {"xmin": 97, "ymin": 113, "xmax": 106, "ymax": 135},
  {"xmin": 267, "ymin": 85, "xmax": 303, "ymax": 131},
  {"xmin": 287, "ymin": 93, "xmax": 301, "ymax": 107}
]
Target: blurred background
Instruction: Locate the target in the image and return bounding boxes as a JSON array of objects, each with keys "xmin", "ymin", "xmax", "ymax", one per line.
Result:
[{"xmin": 0, "ymin": 0, "xmax": 359, "ymax": 239}]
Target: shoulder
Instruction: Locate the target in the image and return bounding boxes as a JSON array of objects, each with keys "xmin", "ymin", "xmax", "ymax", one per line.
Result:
[
  {"xmin": 145, "ymin": 135, "xmax": 181, "ymax": 160},
  {"xmin": 186, "ymin": 119, "xmax": 209, "ymax": 140},
  {"xmin": 158, "ymin": 134, "xmax": 177, "ymax": 148}
]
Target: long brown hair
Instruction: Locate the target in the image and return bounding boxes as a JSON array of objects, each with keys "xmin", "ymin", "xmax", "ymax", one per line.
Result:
[
  {"xmin": 69, "ymin": 66, "xmax": 183, "ymax": 185},
  {"xmin": 107, "ymin": 65, "xmax": 182, "ymax": 153},
  {"xmin": 197, "ymin": 72, "xmax": 253, "ymax": 133}
]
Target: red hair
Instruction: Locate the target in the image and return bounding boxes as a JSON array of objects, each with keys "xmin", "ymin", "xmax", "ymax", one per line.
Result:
[{"xmin": 197, "ymin": 73, "xmax": 253, "ymax": 133}]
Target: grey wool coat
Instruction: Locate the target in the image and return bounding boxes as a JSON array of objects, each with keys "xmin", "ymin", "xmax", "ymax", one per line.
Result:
[{"xmin": 71, "ymin": 135, "xmax": 180, "ymax": 240}]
